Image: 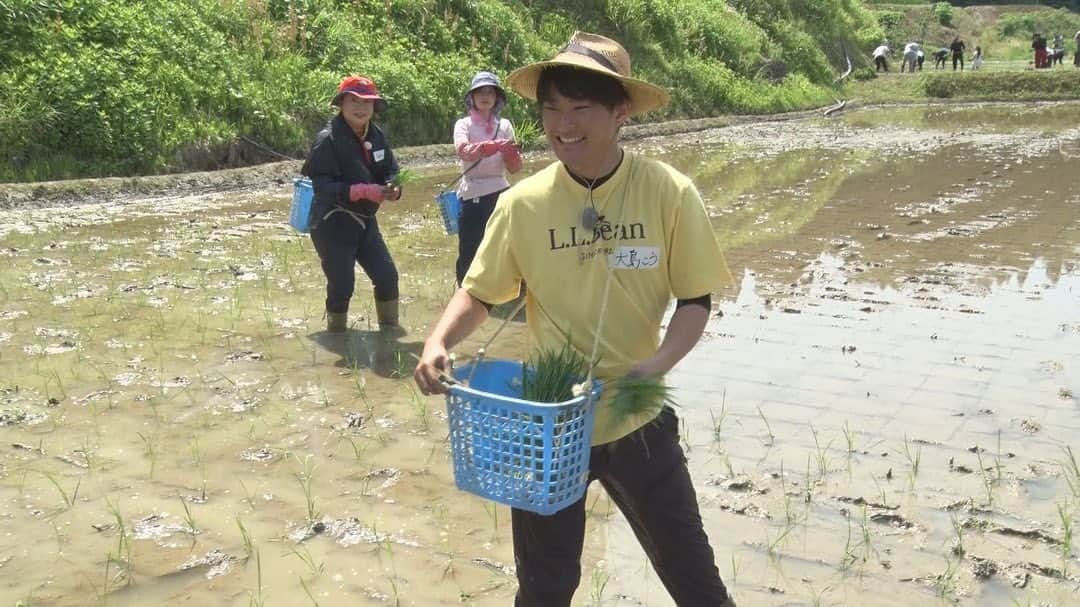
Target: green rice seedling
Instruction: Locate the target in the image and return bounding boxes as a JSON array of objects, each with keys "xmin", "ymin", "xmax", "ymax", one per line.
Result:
[
  {"xmin": 949, "ymin": 511, "xmax": 965, "ymax": 556},
  {"xmin": 842, "ymin": 420, "xmax": 856, "ymax": 454},
  {"xmin": 975, "ymin": 447, "xmax": 994, "ymax": 507},
  {"xmin": 840, "ymin": 513, "xmax": 857, "ymax": 572},
  {"xmin": 757, "ymin": 407, "xmax": 774, "ymax": 445},
  {"xmin": 710, "ymin": 390, "xmax": 728, "ymax": 442},
  {"xmin": 299, "ymin": 576, "xmax": 320, "ymax": 607},
  {"xmin": 190, "ymin": 437, "xmax": 207, "ymax": 500},
  {"xmin": 589, "ymin": 564, "xmax": 610, "ymax": 604},
  {"xmin": 609, "ymin": 374, "xmax": 679, "ymax": 422},
  {"xmin": 237, "ymin": 516, "xmax": 254, "ymax": 560},
  {"xmin": 179, "ymin": 495, "xmax": 199, "ymax": 535},
  {"xmin": 294, "ymin": 454, "xmax": 320, "ymax": 523},
  {"xmin": 104, "ymin": 497, "xmax": 132, "ymax": 579},
  {"xmin": 1058, "ymin": 502, "xmax": 1074, "ymax": 568},
  {"xmin": 521, "ymin": 341, "xmax": 589, "ymax": 403},
  {"xmin": 934, "ymin": 556, "xmax": 959, "ymax": 600},
  {"xmin": 902, "ymin": 434, "xmax": 921, "ymax": 479},
  {"xmin": 41, "ymin": 471, "xmax": 80, "ymax": 511},
  {"xmin": 289, "ymin": 544, "xmax": 325, "ymax": 579},
  {"xmin": 680, "ymin": 418, "xmax": 693, "ymax": 454},
  {"xmin": 248, "ymin": 549, "xmax": 265, "ymax": 607},
  {"xmin": 409, "ymin": 385, "xmax": 429, "ymax": 432},
  {"xmin": 345, "ymin": 436, "xmax": 367, "ymax": 463},
  {"xmin": 858, "ymin": 505, "xmax": 874, "ymax": 562},
  {"xmin": 810, "ymin": 425, "xmax": 832, "ymax": 482},
  {"xmin": 482, "ymin": 501, "xmax": 499, "ymax": 540},
  {"xmin": 1061, "ymin": 445, "xmax": 1080, "ymax": 498},
  {"xmin": 239, "ymin": 479, "xmax": 257, "ymax": 510},
  {"xmin": 729, "ymin": 553, "xmax": 740, "ymax": 587},
  {"xmin": 136, "ymin": 433, "xmax": 157, "ymax": 479}
]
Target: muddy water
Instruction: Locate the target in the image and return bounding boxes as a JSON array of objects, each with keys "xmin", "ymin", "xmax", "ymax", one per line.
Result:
[{"xmin": 1, "ymin": 102, "xmax": 1078, "ymax": 606}]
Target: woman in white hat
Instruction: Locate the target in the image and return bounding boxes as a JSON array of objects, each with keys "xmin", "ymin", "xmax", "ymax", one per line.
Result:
[{"xmin": 451, "ymin": 71, "xmax": 522, "ymax": 285}]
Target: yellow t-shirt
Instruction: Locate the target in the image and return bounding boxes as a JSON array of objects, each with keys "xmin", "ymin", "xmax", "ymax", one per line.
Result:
[{"xmin": 463, "ymin": 152, "xmax": 729, "ymax": 444}]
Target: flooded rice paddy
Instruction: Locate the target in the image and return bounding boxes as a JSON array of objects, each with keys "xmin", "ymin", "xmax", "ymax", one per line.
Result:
[{"xmin": 1, "ymin": 102, "xmax": 1079, "ymax": 606}]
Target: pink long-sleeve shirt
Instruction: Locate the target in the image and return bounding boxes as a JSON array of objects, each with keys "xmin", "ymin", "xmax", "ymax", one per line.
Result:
[{"xmin": 453, "ymin": 114, "xmax": 519, "ymax": 200}]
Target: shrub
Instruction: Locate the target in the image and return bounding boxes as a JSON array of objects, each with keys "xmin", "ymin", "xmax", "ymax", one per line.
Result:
[{"xmin": 932, "ymin": 2, "xmax": 953, "ymax": 27}]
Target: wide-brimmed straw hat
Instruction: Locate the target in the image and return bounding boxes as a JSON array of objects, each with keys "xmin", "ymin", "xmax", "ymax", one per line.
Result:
[
  {"xmin": 332, "ymin": 75, "xmax": 387, "ymax": 112},
  {"xmin": 506, "ymin": 31, "xmax": 670, "ymax": 117}
]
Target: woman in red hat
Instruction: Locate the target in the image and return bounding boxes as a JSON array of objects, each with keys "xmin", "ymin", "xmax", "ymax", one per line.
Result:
[{"xmin": 301, "ymin": 75, "xmax": 404, "ymax": 333}]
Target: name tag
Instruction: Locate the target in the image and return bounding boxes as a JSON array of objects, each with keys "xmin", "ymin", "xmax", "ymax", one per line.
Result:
[
  {"xmin": 608, "ymin": 246, "xmax": 660, "ymax": 270},
  {"xmin": 373, "ymin": 149, "xmax": 385, "ymax": 162}
]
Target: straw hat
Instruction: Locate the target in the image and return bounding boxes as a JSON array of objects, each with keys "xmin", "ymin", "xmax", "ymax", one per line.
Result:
[{"xmin": 506, "ymin": 31, "xmax": 670, "ymax": 117}]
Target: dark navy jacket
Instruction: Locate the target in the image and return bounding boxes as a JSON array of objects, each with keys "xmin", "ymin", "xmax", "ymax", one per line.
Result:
[{"xmin": 301, "ymin": 113, "xmax": 399, "ymax": 219}]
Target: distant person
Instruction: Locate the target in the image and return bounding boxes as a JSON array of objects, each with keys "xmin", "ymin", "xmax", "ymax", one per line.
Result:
[
  {"xmin": 301, "ymin": 75, "xmax": 404, "ymax": 333},
  {"xmin": 917, "ymin": 48, "xmax": 925, "ymax": 70},
  {"xmin": 872, "ymin": 44, "xmax": 891, "ymax": 72},
  {"xmin": 950, "ymin": 37, "xmax": 966, "ymax": 71},
  {"xmin": 1033, "ymin": 33, "xmax": 1048, "ymax": 68},
  {"xmin": 971, "ymin": 46, "xmax": 984, "ymax": 70},
  {"xmin": 1051, "ymin": 34, "xmax": 1065, "ymax": 66},
  {"xmin": 452, "ymin": 71, "xmax": 522, "ymax": 286},
  {"xmin": 933, "ymin": 48, "xmax": 949, "ymax": 69},
  {"xmin": 902, "ymin": 42, "xmax": 921, "ymax": 73},
  {"xmin": 1075, "ymin": 29, "xmax": 1080, "ymax": 67}
]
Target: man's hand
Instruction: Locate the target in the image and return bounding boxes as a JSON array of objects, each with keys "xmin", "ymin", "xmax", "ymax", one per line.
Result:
[
  {"xmin": 414, "ymin": 340, "xmax": 451, "ymax": 395},
  {"xmin": 384, "ymin": 185, "xmax": 402, "ymax": 201}
]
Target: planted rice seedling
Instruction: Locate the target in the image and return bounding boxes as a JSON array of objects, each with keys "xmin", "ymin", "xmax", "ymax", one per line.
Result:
[
  {"xmin": 237, "ymin": 516, "xmax": 254, "ymax": 560},
  {"xmin": 1058, "ymin": 502, "xmax": 1074, "ymax": 568},
  {"xmin": 1061, "ymin": 445, "xmax": 1080, "ymax": 498},
  {"xmin": 41, "ymin": 471, "xmax": 80, "ymax": 511},
  {"xmin": 289, "ymin": 543, "xmax": 325, "ymax": 579},
  {"xmin": 758, "ymin": 407, "xmax": 774, "ymax": 445}
]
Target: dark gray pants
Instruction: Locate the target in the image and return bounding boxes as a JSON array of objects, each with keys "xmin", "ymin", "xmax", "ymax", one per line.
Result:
[
  {"xmin": 310, "ymin": 212, "xmax": 398, "ymax": 313},
  {"xmin": 511, "ymin": 407, "xmax": 730, "ymax": 606},
  {"xmin": 455, "ymin": 190, "xmax": 503, "ymax": 285}
]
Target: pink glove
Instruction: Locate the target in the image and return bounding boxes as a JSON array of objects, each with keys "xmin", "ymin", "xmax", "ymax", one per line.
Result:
[
  {"xmin": 477, "ymin": 140, "xmax": 502, "ymax": 157},
  {"xmin": 349, "ymin": 183, "xmax": 385, "ymax": 203},
  {"xmin": 496, "ymin": 139, "xmax": 517, "ymax": 153},
  {"xmin": 501, "ymin": 142, "xmax": 522, "ymax": 173}
]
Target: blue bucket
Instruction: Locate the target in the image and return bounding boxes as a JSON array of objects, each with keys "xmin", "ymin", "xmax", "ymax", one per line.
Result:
[
  {"xmin": 436, "ymin": 190, "xmax": 460, "ymax": 235},
  {"xmin": 446, "ymin": 359, "xmax": 601, "ymax": 515},
  {"xmin": 290, "ymin": 177, "xmax": 314, "ymax": 233}
]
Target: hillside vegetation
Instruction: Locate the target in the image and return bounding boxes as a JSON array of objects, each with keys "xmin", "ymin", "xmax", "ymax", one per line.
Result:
[{"xmin": 0, "ymin": 0, "xmax": 882, "ymax": 182}]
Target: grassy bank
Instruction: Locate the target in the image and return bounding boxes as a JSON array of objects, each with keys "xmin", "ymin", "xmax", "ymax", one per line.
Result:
[{"xmin": 1, "ymin": 0, "xmax": 881, "ymax": 182}]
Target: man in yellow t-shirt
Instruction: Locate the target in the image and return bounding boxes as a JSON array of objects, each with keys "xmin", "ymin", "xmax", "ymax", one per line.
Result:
[{"xmin": 414, "ymin": 32, "xmax": 735, "ymax": 607}]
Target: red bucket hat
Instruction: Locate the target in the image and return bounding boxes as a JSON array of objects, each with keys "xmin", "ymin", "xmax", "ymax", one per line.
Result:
[{"xmin": 332, "ymin": 76, "xmax": 388, "ymax": 112}]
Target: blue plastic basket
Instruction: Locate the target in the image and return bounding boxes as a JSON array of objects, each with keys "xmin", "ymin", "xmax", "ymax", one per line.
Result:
[
  {"xmin": 436, "ymin": 190, "xmax": 461, "ymax": 235},
  {"xmin": 446, "ymin": 359, "xmax": 601, "ymax": 515},
  {"xmin": 290, "ymin": 177, "xmax": 314, "ymax": 233}
]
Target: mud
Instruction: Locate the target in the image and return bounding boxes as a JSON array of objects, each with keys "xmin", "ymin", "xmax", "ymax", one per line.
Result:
[{"xmin": 1, "ymin": 101, "xmax": 1078, "ymax": 606}]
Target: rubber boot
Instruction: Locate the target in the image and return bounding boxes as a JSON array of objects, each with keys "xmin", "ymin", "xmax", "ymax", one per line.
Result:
[
  {"xmin": 326, "ymin": 312, "xmax": 348, "ymax": 333},
  {"xmin": 374, "ymin": 298, "xmax": 404, "ymax": 335}
]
